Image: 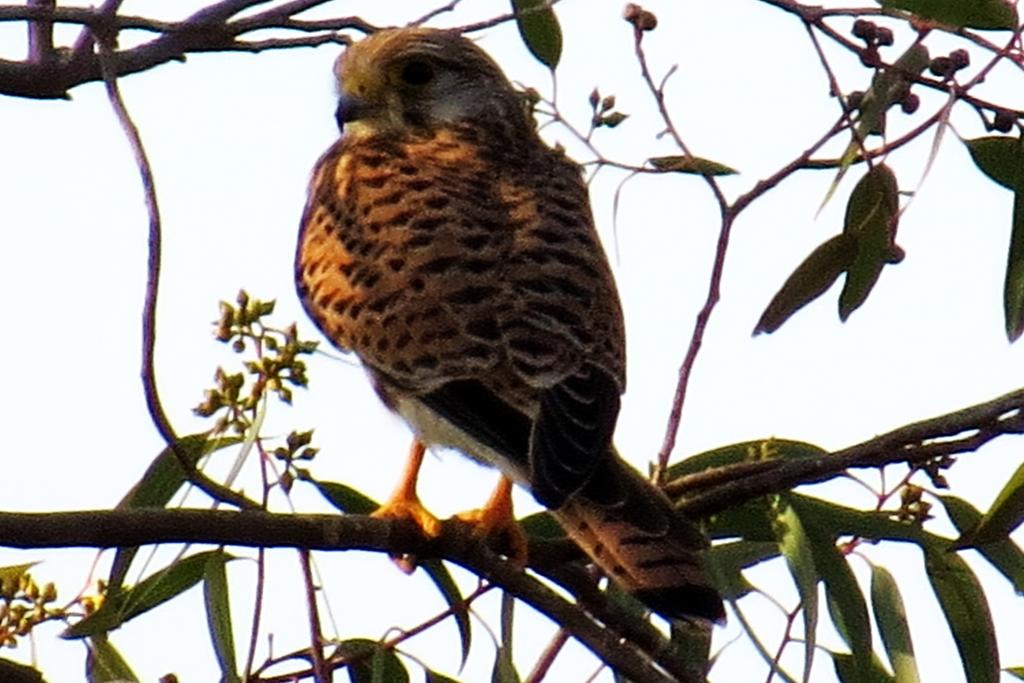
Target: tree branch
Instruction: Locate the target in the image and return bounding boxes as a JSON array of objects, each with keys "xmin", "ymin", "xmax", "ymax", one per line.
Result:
[
  {"xmin": 2, "ymin": 386, "xmax": 1021, "ymax": 679},
  {"xmin": 97, "ymin": 30, "xmax": 259, "ymax": 511},
  {"xmin": 670, "ymin": 387, "xmax": 1024, "ymax": 517},
  {"xmin": 0, "ymin": 0, "xmax": 545, "ymax": 99},
  {"xmin": 0, "ymin": 510, "xmax": 695, "ymax": 683},
  {"xmin": 25, "ymin": 0, "xmax": 55, "ymax": 63},
  {"xmin": 0, "ymin": 2, "xmax": 372, "ymax": 98}
]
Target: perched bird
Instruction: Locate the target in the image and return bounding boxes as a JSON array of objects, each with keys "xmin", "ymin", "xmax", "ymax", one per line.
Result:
[{"xmin": 295, "ymin": 27, "xmax": 724, "ymax": 623}]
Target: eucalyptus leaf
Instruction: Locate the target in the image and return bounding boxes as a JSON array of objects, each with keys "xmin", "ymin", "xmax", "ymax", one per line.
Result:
[
  {"xmin": 879, "ymin": 0, "xmax": 1017, "ymax": 30},
  {"xmin": 870, "ymin": 564, "xmax": 919, "ymax": 683},
  {"xmin": 648, "ymin": 155, "xmax": 738, "ymax": 176},
  {"xmin": 924, "ymin": 549, "xmax": 999, "ymax": 683},
  {"xmin": 839, "ymin": 164, "xmax": 902, "ymax": 321},
  {"xmin": 511, "ymin": 0, "xmax": 562, "ymax": 68},
  {"xmin": 754, "ymin": 233, "xmax": 856, "ymax": 334}
]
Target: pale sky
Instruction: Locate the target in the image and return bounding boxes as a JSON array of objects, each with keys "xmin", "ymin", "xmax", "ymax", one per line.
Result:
[{"xmin": 2, "ymin": 1, "xmax": 1023, "ymax": 681}]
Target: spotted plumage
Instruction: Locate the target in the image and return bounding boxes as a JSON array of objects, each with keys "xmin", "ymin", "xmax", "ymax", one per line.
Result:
[{"xmin": 295, "ymin": 27, "xmax": 723, "ymax": 623}]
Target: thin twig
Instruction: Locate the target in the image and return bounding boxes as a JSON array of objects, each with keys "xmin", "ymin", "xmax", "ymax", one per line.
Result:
[
  {"xmin": 299, "ymin": 550, "xmax": 328, "ymax": 683},
  {"xmin": 244, "ymin": 547, "xmax": 267, "ymax": 681},
  {"xmin": 256, "ymin": 583, "xmax": 494, "ymax": 682},
  {"xmin": 765, "ymin": 604, "xmax": 802, "ymax": 683},
  {"xmin": 455, "ymin": 0, "xmax": 561, "ymax": 35},
  {"xmin": 524, "ymin": 628, "xmax": 571, "ymax": 683},
  {"xmin": 410, "ymin": 0, "xmax": 464, "ymax": 27},
  {"xmin": 95, "ymin": 31, "xmax": 258, "ymax": 511},
  {"xmin": 626, "ymin": 24, "xmax": 731, "ymax": 478},
  {"xmin": 26, "ymin": 0, "xmax": 55, "ymax": 62}
]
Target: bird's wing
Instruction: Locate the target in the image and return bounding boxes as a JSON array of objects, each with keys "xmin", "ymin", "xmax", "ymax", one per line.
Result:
[
  {"xmin": 486, "ymin": 147, "xmax": 627, "ymax": 503},
  {"xmin": 528, "ymin": 364, "xmax": 621, "ymax": 507},
  {"xmin": 297, "ymin": 125, "xmax": 627, "ymax": 503}
]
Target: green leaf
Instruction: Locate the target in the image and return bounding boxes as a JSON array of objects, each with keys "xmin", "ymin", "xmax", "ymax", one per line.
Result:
[
  {"xmin": 604, "ymin": 577, "xmax": 651, "ymax": 622},
  {"xmin": 0, "ymin": 657, "xmax": 45, "ymax": 683},
  {"xmin": 108, "ymin": 433, "xmax": 241, "ymax": 592},
  {"xmin": 856, "ymin": 44, "xmax": 930, "ymax": 138},
  {"xmin": 519, "ymin": 511, "xmax": 564, "ymax": 540},
  {"xmin": 491, "ymin": 647, "xmax": 521, "ymax": 683},
  {"xmin": 370, "ymin": 647, "xmax": 409, "ymax": 683},
  {"xmin": 965, "ymin": 135, "xmax": 1024, "ymax": 340},
  {"xmin": 839, "ymin": 164, "xmax": 902, "ymax": 321},
  {"xmin": 830, "ymin": 651, "xmax": 896, "ymax": 683},
  {"xmin": 754, "ymin": 234, "xmax": 857, "ymax": 334},
  {"xmin": 1008, "ymin": 191, "xmax": 1024, "ymax": 340},
  {"xmin": 0, "ymin": 563, "xmax": 37, "ymax": 592},
  {"xmin": 709, "ymin": 491, "xmax": 958, "ymax": 550},
  {"xmin": 313, "ymin": 480, "xmax": 380, "ymax": 515},
  {"xmin": 786, "ymin": 497, "xmax": 927, "ymax": 544},
  {"xmin": 950, "ymin": 462, "xmax": 1024, "ymax": 548},
  {"xmin": 924, "ymin": 549, "xmax": 999, "ymax": 683},
  {"xmin": 648, "ymin": 155, "xmax": 738, "ymax": 176},
  {"xmin": 425, "ymin": 670, "xmax": 463, "ymax": 683},
  {"xmin": 706, "ymin": 540, "xmax": 780, "ymax": 600},
  {"xmin": 86, "ymin": 636, "xmax": 139, "ymax": 683},
  {"xmin": 420, "ymin": 560, "xmax": 472, "ymax": 668},
  {"xmin": 878, "ymin": 0, "xmax": 1018, "ymax": 30},
  {"xmin": 940, "ymin": 495, "xmax": 1024, "ymax": 593},
  {"xmin": 706, "ymin": 499, "xmax": 778, "ymax": 542},
  {"xmin": 340, "ymin": 639, "xmax": 409, "ymax": 683},
  {"xmin": 773, "ymin": 497, "xmax": 819, "ymax": 681},
  {"xmin": 204, "ymin": 551, "xmax": 239, "ymax": 683},
  {"xmin": 1007, "ymin": 667, "xmax": 1024, "ymax": 681},
  {"xmin": 870, "ymin": 564, "xmax": 919, "ymax": 683},
  {"xmin": 666, "ymin": 438, "xmax": 829, "ymax": 479},
  {"xmin": 491, "ymin": 593, "xmax": 520, "ymax": 683},
  {"xmin": 806, "ymin": 497, "xmax": 941, "ymax": 545},
  {"xmin": 117, "ymin": 434, "xmax": 242, "ymax": 510},
  {"xmin": 68, "ymin": 551, "xmax": 229, "ymax": 638},
  {"xmin": 812, "ymin": 539, "xmax": 872, "ymax": 674},
  {"xmin": 511, "ymin": 0, "xmax": 562, "ymax": 68},
  {"xmin": 792, "ymin": 505, "xmax": 878, "ymax": 681},
  {"xmin": 966, "ymin": 136, "xmax": 1024, "ymax": 190}
]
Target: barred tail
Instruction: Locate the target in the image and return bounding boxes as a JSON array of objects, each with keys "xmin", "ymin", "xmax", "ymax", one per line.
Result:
[{"xmin": 553, "ymin": 458, "xmax": 724, "ymax": 623}]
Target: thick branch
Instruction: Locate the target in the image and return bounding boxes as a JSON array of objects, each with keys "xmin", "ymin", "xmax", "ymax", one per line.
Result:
[
  {"xmin": 0, "ymin": 0, "xmax": 542, "ymax": 99},
  {"xmin": 0, "ymin": 509, "xmax": 694, "ymax": 683},
  {"xmin": 3, "ymin": 386, "xmax": 1022, "ymax": 678},
  {"xmin": 670, "ymin": 387, "xmax": 1024, "ymax": 516},
  {"xmin": 0, "ymin": 2, "xmax": 371, "ymax": 98}
]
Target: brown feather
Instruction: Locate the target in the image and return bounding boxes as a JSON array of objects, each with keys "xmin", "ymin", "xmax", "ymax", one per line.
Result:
[{"xmin": 295, "ymin": 27, "xmax": 723, "ymax": 623}]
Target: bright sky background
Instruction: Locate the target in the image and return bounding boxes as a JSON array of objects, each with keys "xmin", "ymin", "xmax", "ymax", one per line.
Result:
[{"xmin": 2, "ymin": 0, "xmax": 1023, "ymax": 681}]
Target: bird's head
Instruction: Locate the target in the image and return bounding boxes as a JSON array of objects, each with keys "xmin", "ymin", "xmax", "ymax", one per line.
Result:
[{"xmin": 333, "ymin": 28, "xmax": 528, "ymax": 137}]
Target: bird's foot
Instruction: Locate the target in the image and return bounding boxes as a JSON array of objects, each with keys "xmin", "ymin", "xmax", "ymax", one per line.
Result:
[
  {"xmin": 373, "ymin": 440, "xmax": 442, "ymax": 573},
  {"xmin": 372, "ymin": 494, "xmax": 443, "ymax": 539},
  {"xmin": 455, "ymin": 477, "xmax": 528, "ymax": 565}
]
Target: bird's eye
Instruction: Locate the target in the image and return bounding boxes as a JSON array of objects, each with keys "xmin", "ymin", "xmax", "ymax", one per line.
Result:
[{"xmin": 399, "ymin": 60, "xmax": 434, "ymax": 86}]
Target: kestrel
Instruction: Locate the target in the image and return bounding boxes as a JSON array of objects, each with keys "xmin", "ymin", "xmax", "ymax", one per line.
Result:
[{"xmin": 295, "ymin": 27, "xmax": 723, "ymax": 623}]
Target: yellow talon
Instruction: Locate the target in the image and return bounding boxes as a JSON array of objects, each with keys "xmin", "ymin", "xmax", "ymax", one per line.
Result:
[
  {"xmin": 373, "ymin": 441, "xmax": 441, "ymax": 573},
  {"xmin": 372, "ymin": 496, "xmax": 443, "ymax": 539},
  {"xmin": 372, "ymin": 440, "xmax": 442, "ymax": 537},
  {"xmin": 455, "ymin": 476, "xmax": 529, "ymax": 565}
]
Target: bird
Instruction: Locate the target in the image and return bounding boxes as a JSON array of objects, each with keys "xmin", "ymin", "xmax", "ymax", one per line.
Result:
[{"xmin": 294, "ymin": 26, "xmax": 724, "ymax": 623}]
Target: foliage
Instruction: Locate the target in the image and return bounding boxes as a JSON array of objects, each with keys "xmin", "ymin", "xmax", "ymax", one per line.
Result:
[{"xmin": 1, "ymin": 1, "xmax": 1024, "ymax": 682}]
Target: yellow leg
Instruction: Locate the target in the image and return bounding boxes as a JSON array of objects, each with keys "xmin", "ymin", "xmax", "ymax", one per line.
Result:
[
  {"xmin": 372, "ymin": 440, "xmax": 442, "ymax": 538},
  {"xmin": 455, "ymin": 476, "xmax": 529, "ymax": 565}
]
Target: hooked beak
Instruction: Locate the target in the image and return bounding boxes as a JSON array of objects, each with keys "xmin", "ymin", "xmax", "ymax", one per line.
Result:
[{"xmin": 335, "ymin": 92, "xmax": 375, "ymax": 131}]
